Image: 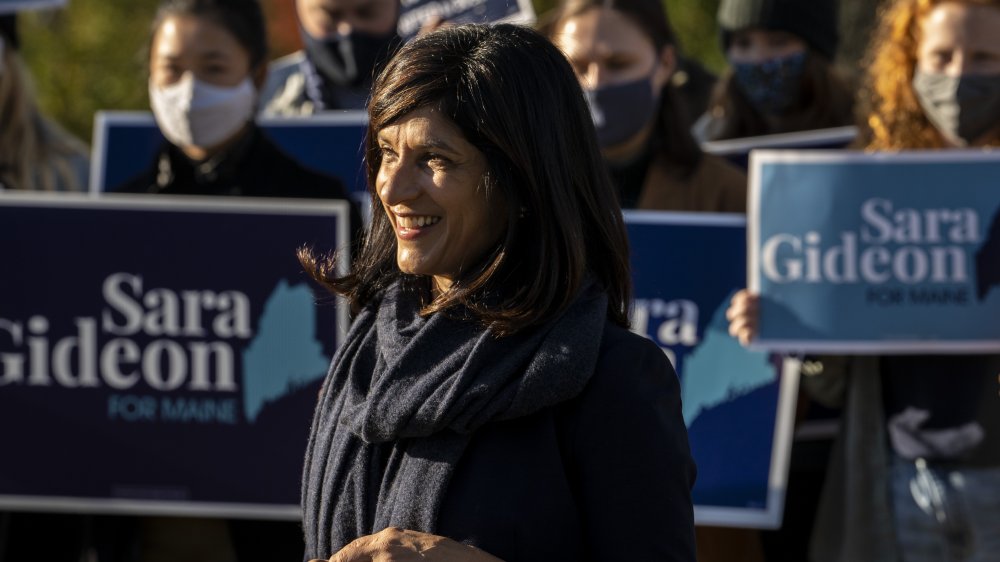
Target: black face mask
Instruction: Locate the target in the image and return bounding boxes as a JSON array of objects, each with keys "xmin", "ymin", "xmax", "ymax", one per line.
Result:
[
  {"xmin": 301, "ymin": 27, "xmax": 398, "ymax": 89},
  {"xmin": 913, "ymin": 70, "xmax": 1000, "ymax": 146}
]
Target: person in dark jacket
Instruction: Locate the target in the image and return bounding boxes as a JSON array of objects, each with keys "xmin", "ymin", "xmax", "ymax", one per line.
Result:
[
  {"xmin": 298, "ymin": 24, "xmax": 696, "ymax": 562},
  {"xmin": 115, "ymin": 0, "xmax": 360, "ymax": 238}
]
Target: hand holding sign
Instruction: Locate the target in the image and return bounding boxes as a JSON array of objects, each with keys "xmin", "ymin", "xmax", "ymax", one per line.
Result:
[{"xmin": 726, "ymin": 289, "xmax": 760, "ymax": 346}]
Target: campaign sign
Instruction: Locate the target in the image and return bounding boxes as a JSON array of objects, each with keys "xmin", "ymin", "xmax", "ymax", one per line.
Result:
[
  {"xmin": 0, "ymin": 0, "xmax": 65, "ymax": 14},
  {"xmin": 90, "ymin": 111, "xmax": 369, "ymax": 201},
  {"xmin": 396, "ymin": 0, "xmax": 534, "ymax": 41},
  {"xmin": 750, "ymin": 150, "xmax": 1000, "ymax": 353},
  {"xmin": 625, "ymin": 211, "xmax": 799, "ymax": 529},
  {"xmin": 701, "ymin": 126, "xmax": 857, "ymax": 170},
  {"xmin": 0, "ymin": 193, "xmax": 349, "ymax": 518}
]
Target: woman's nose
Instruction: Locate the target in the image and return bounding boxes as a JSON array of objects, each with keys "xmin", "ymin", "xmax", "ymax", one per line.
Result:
[{"xmin": 377, "ymin": 162, "xmax": 421, "ymax": 206}]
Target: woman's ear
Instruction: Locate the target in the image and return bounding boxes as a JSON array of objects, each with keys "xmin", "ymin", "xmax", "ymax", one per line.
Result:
[{"xmin": 652, "ymin": 44, "xmax": 677, "ymax": 92}]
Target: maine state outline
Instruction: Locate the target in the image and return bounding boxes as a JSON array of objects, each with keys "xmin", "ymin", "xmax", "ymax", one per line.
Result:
[
  {"xmin": 242, "ymin": 280, "xmax": 330, "ymax": 423},
  {"xmin": 681, "ymin": 293, "xmax": 777, "ymax": 426}
]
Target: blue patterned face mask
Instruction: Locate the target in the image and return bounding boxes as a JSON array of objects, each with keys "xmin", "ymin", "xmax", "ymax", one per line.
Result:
[{"xmin": 731, "ymin": 50, "xmax": 808, "ymax": 116}]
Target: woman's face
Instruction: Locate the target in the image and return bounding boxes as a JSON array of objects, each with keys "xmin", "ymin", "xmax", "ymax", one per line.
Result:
[
  {"xmin": 551, "ymin": 7, "xmax": 673, "ymax": 162},
  {"xmin": 726, "ymin": 28, "xmax": 807, "ymax": 64},
  {"xmin": 552, "ymin": 7, "xmax": 671, "ymax": 92},
  {"xmin": 917, "ymin": 1, "xmax": 1000, "ymax": 77},
  {"xmin": 150, "ymin": 15, "xmax": 252, "ymax": 89},
  {"xmin": 375, "ymin": 107, "xmax": 507, "ymax": 293}
]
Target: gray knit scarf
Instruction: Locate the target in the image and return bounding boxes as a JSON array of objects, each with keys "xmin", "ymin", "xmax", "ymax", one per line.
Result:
[{"xmin": 301, "ymin": 279, "xmax": 608, "ymax": 558}]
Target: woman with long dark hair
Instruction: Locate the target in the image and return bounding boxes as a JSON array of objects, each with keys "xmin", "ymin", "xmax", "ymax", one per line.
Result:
[{"xmin": 299, "ymin": 24, "xmax": 696, "ymax": 562}]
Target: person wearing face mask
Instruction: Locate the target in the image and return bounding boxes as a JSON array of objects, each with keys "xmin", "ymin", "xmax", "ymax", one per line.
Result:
[
  {"xmin": 260, "ymin": 0, "xmax": 400, "ymax": 115},
  {"xmin": 727, "ymin": 2, "xmax": 1000, "ymax": 560},
  {"xmin": 0, "ymin": 13, "xmax": 89, "ymax": 192},
  {"xmin": 692, "ymin": 0, "xmax": 854, "ymax": 142},
  {"xmin": 110, "ymin": 2, "xmax": 358, "ymax": 560},
  {"xmin": 116, "ymin": 0, "xmax": 357, "ymax": 218},
  {"xmin": 544, "ymin": 0, "xmax": 745, "ymax": 214}
]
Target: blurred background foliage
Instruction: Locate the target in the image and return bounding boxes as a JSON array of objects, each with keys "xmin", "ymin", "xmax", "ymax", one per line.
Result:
[{"xmin": 17, "ymin": 0, "xmax": 878, "ymax": 144}]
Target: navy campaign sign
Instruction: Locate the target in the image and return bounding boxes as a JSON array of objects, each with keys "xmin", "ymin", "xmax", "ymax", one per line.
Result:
[
  {"xmin": 750, "ymin": 150, "xmax": 1000, "ymax": 353},
  {"xmin": 90, "ymin": 111, "xmax": 369, "ymax": 202},
  {"xmin": 625, "ymin": 211, "xmax": 798, "ymax": 529},
  {"xmin": 0, "ymin": 193, "xmax": 348, "ymax": 518},
  {"xmin": 396, "ymin": 0, "xmax": 534, "ymax": 41}
]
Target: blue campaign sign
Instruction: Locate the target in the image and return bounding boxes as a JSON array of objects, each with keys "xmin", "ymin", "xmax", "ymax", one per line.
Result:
[
  {"xmin": 701, "ymin": 126, "xmax": 857, "ymax": 170},
  {"xmin": 749, "ymin": 150, "xmax": 1000, "ymax": 353},
  {"xmin": 0, "ymin": 0, "xmax": 65, "ymax": 13},
  {"xmin": 625, "ymin": 211, "xmax": 798, "ymax": 529},
  {"xmin": 0, "ymin": 193, "xmax": 349, "ymax": 518},
  {"xmin": 90, "ymin": 111, "xmax": 369, "ymax": 201},
  {"xmin": 396, "ymin": 0, "xmax": 535, "ymax": 41}
]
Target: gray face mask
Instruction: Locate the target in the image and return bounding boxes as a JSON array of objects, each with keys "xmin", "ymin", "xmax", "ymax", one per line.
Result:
[{"xmin": 912, "ymin": 70, "xmax": 1000, "ymax": 146}]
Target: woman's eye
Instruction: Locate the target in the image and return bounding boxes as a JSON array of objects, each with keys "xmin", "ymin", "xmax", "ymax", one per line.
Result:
[
  {"xmin": 203, "ymin": 64, "xmax": 229, "ymax": 76},
  {"xmin": 422, "ymin": 153, "xmax": 452, "ymax": 169},
  {"xmin": 931, "ymin": 51, "xmax": 952, "ymax": 66},
  {"xmin": 605, "ymin": 58, "xmax": 632, "ymax": 71}
]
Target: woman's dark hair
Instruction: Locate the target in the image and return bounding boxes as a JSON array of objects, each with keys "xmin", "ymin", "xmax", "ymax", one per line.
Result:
[
  {"xmin": 541, "ymin": 0, "xmax": 703, "ymax": 178},
  {"xmin": 151, "ymin": 0, "xmax": 268, "ymax": 69},
  {"xmin": 302, "ymin": 24, "xmax": 632, "ymax": 336},
  {"xmin": 703, "ymin": 52, "xmax": 854, "ymax": 141}
]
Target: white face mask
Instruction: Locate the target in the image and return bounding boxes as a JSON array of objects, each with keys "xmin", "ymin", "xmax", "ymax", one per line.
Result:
[{"xmin": 148, "ymin": 72, "xmax": 256, "ymax": 151}]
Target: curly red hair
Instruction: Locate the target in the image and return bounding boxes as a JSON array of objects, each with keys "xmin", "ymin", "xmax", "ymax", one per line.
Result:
[{"xmin": 863, "ymin": 0, "xmax": 1000, "ymax": 150}]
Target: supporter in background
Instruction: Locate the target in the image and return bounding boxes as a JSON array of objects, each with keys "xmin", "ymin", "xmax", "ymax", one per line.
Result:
[
  {"xmin": 117, "ymin": 0, "xmax": 355, "ymax": 213},
  {"xmin": 0, "ymin": 14, "xmax": 89, "ymax": 191},
  {"xmin": 693, "ymin": 0, "xmax": 853, "ymax": 142},
  {"xmin": 545, "ymin": 0, "xmax": 745, "ymax": 213},
  {"xmin": 728, "ymin": 1, "xmax": 1000, "ymax": 560},
  {"xmin": 112, "ymin": 0, "xmax": 358, "ymax": 559},
  {"xmin": 260, "ymin": 0, "xmax": 399, "ymax": 114}
]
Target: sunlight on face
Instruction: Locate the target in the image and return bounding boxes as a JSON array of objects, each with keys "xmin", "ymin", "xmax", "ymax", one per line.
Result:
[
  {"xmin": 552, "ymin": 7, "xmax": 662, "ymax": 90},
  {"xmin": 375, "ymin": 107, "xmax": 507, "ymax": 293},
  {"xmin": 150, "ymin": 15, "xmax": 252, "ymax": 89},
  {"xmin": 917, "ymin": 2, "xmax": 1000, "ymax": 77}
]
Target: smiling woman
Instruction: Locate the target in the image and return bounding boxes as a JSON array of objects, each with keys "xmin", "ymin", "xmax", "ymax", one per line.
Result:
[
  {"xmin": 375, "ymin": 106, "xmax": 504, "ymax": 295},
  {"xmin": 299, "ymin": 23, "xmax": 696, "ymax": 562}
]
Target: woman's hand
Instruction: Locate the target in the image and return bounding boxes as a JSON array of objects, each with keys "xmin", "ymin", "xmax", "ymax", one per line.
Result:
[
  {"xmin": 725, "ymin": 289, "xmax": 759, "ymax": 346},
  {"xmin": 313, "ymin": 527, "xmax": 504, "ymax": 562}
]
